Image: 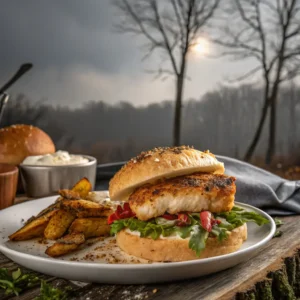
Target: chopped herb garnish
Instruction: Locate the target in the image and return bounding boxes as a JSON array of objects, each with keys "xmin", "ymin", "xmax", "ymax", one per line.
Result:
[
  {"xmin": 0, "ymin": 268, "xmax": 72, "ymax": 299},
  {"xmin": 273, "ymin": 217, "xmax": 284, "ymax": 238},
  {"xmin": 274, "ymin": 217, "xmax": 284, "ymax": 227},
  {"xmin": 34, "ymin": 280, "xmax": 72, "ymax": 300},
  {"xmin": 0, "ymin": 268, "xmax": 39, "ymax": 296},
  {"xmin": 273, "ymin": 230, "xmax": 283, "ymax": 238}
]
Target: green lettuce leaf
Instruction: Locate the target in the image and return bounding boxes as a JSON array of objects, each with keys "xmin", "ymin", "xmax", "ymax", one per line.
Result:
[
  {"xmin": 177, "ymin": 226, "xmax": 192, "ymax": 239},
  {"xmin": 211, "ymin": 225, "xmax": 229, "ymax": 241},
  {"xmin": 110, "ymin": 218, "xmax": 178, "ymax": 240},
  {"xmin": 215, "ymin": 206, "xmax": 269, "ymax": 229},
  {"xmin": 189, "ymin": 225, "xmax": 209, "ymax": 256}
]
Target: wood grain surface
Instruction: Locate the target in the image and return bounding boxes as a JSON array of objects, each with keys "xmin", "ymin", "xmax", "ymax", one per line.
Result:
[{"xmin": 0, "ymin": 198, "xmax": 299, "ymax": 299}]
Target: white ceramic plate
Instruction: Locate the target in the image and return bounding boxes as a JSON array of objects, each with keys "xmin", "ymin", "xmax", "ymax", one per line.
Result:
[{"xmin": 0, "ymin": 195, "xmax": 276, "ymax": 284}]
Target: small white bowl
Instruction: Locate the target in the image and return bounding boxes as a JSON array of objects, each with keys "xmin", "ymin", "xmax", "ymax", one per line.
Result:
[{"xmin": 19, "ymin": 155, "xmax": 97, "ymax": 198}]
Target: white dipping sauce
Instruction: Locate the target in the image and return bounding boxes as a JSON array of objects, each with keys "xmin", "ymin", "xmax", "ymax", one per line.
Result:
[
  {"xmin": 125, "ymin": 229, "xmax": 185, "ymax": 240},
  {"xmin": 22, "ymin": 150, "xmax": 89, "ymax": 166}
]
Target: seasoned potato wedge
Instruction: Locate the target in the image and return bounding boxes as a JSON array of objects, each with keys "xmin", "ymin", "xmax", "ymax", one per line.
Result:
[
  {"xmin": 69, "ymin": 218, "xmax": 110, "ymax": 238},
  {"xmin": 58, "ymin": 189, "xmax": 81, "ymax": 200},
  {"xmin": 9, "ymin": 211, "xmax": 57, "ymax": 241},
  {"xmin": 61, "ymin": 200, "xmax": 113, "ymax": 218},
  {"xmin": 46, "ymin": 243, "xmax": 80, "ymax": 258},
  {"xmin": 45, "ymin": 233, "xmax": 85, "ymax": 257},
  {"xmin": 57, "ymin": 178, "xmax": 92, "ymax": 200},
  {"xmin": 71, "ymin": 177, "xmax": 92, "ymax": 199},
  {"xmin": 57, "ymin": 232, "xmax": 85, "ymax": 244},
  {"xmin": 44, "ymin": 210, "xmax": 75, "ymax": 240},
  {"xmin": 32, "ymin": 203, "xmax": 60, "ymax": 221}
]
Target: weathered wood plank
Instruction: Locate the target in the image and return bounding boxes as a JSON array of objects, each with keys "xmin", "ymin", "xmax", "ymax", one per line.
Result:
[
  {"xmin": 0, "ymin": 252, "xmax": 11, "ymax": 265},
  {"xmin": 72, "ymin": 283, "xmax": 158, "ymax": 300}
]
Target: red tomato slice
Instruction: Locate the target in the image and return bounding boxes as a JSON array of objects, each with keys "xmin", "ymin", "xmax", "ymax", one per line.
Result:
[
  {"xmin": 123, "ymin": 202, "xmax": 131, "ymax": 212},
  {"xmin": 161, "ymin": 213, "xmax": 177, "ymax": 220},
  {"xmin": 115, "ymin": 205, "xmax": 123, "ymax": 219},
  {"xmin": 200, "ymin": 211, "xmax": 212, "ymax": 232},
  {"xmin": 177, "ymin": 213, "xmax": 191, "ymax": 226},
  {"xmin": 211, "ymin": 218, "xmax": 221, "ymax": 226},
  {"xmin": 178, "ymin": 213, "xmax": 189, "ymax": 223},
  {"xmin": 107, "ymin": 213, "xmax": 118, "ymax": 225},
  {"xmin": 119, "ymin": 210, "xmax": 132, "ymax": 219}
]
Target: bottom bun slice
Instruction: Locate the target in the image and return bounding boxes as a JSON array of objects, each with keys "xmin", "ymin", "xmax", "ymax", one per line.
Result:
[{"xmin": 116, "ymin": 223, "xmax": 247, "ymax": 262}]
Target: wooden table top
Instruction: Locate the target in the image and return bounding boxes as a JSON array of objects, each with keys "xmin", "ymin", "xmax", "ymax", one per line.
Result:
[{"xmin": 0, "ymin": 197, "xmax": 299, "ymax": 300}]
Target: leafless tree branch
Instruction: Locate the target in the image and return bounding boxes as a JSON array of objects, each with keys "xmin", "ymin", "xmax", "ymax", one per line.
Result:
[
  {"xmin": 213, "ymin": 0, "xmax": 300, "ymax": 163},
  {"xmin": 227, "ymin": 66, "xmax": 262, "ymax": 83},
  {"xmin": 171, "ymin": 0, "xmax": 185, "ymax": 48},
  {"xmin": 113, "ymin": 0, "xmax": 219, "ymax": 146},
  {"xmin": 114, "ymin": 0, "xmax": 161, "ymax": 47},
  {"xmin": 150, "ymin": 0, "xmax": 179, "ymax": 75}
]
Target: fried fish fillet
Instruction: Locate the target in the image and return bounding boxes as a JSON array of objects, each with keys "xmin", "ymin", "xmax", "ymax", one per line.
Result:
[{"xmin": 129, "ymin": 173, "xmax": 236, "ymax": 221}]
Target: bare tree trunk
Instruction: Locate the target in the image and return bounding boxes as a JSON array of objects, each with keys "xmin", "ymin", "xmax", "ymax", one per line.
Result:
[
  {"xmin": 290, "ymin": 84, "xmax": 296, "ymax": 154},
  {"xmin": 265, "ymin": 53, "xmax": 283, "ymax": 164},
  {"xmin": 173, "ymin": 74, "xmax": 184, "ymax": 146},
  {"xmin": 244, "ymin": 96, "xmax": 269, "ymax": 161},
  {"xmin": 266, "ymin": 95, "xmax": 277, "ymax": 164}
]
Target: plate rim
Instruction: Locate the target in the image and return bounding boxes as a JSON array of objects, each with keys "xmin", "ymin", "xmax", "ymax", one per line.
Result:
[{"xmin": 0, "ymin": 195, "xmax": 276, "ymax": 270}]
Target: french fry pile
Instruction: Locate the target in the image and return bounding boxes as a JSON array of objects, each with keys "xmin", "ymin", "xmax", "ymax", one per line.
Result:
[{"xmin": 9, "ymin": 178, "xmax": 115, "ymax": 257}]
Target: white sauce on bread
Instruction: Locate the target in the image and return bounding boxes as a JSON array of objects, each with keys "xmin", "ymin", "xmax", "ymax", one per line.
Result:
[{"xmin": 125, "ymin": 228, "xmax": 187, "ymax": 240}]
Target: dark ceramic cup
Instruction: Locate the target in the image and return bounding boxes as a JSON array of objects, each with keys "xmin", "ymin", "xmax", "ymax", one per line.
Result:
[{"xmin": 0, "ymin": 164, "xmax": 18, "ymax": 209}]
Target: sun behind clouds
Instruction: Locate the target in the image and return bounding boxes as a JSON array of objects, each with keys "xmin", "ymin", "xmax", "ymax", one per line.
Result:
[{"xmin": 190, "ymin": 38, "xmax": 210, "ymax": 56}]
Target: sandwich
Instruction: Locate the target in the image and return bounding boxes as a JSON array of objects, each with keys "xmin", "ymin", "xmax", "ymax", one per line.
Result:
[{"xmin": 108, "ymin": 146, "xmax": 269, "ymax": 262}]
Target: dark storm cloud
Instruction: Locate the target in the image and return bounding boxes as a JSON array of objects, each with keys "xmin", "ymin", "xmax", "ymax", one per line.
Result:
[
  {"xmin": 0, "ymin": 0, "xmax": 141, "ymax": 74},
  {"xmin": 0, "ymin": 0, "xmax": 242, "ymax": 107}
]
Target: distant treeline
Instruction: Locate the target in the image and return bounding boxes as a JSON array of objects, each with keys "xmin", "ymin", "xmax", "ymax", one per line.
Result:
[{"xmin": 2, "ymin": 84, "xmax": 300, "ymax": 165}]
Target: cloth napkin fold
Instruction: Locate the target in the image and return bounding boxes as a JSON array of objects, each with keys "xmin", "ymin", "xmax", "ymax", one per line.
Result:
[{"xmin": 217, "ymin": 155, "xmax": 300, "ymax": 215}]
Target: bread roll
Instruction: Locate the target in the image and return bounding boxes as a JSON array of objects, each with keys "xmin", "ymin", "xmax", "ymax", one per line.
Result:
[{"xmin": 0, "ymin": 124, "xmax": 55, "ymax": 165}]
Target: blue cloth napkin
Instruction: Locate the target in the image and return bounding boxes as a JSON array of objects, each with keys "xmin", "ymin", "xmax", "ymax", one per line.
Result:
[{"xmin": 217, "ymin": 155, "xmax": 300, "ymax": 215}]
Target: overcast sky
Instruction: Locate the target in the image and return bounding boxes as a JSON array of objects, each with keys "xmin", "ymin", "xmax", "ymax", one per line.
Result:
[{"xmin": 0, "ymin": 0, "xmax": 256, "ymax": 107}]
